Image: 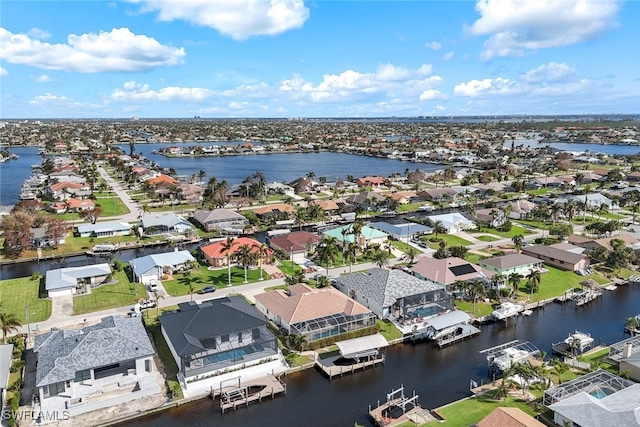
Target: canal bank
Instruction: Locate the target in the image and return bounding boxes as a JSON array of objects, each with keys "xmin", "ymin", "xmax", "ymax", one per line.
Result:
[{"xmin": 114, "ymin": 284, "xmax": 640, "ymax": 427}]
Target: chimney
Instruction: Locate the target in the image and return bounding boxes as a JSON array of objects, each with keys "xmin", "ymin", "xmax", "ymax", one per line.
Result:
[{"xmin": 623, "ymin": 343, "xmax": 633, "ymax": 359}]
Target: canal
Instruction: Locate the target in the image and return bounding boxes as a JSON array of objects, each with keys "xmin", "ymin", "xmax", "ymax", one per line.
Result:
[{"xmin": 118, "ymin": 284, "xmax": 640, "ymax": 427}]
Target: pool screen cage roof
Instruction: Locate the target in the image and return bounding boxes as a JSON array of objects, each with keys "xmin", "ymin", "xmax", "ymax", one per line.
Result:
[
  {"xmin": 480, "ymin": 340, "xmax": 540, "ymax": 364},
  {"xmin": 543, "ymin": 369, "xmax": 635, "ymax": 406},
  {"xmin": 290, "ymin": 311, "xmax": 376, "ymax": 336}
]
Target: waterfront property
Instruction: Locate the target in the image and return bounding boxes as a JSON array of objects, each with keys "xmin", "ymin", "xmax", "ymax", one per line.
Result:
[
  {"xmin": 477, "ymin": 407, "xmax": 545, "ymax": 427},
  {"xmin": 544, "ymin": 369, "xmax": 640, "ymax": 427},
  {"xmin": 267, "ymin": 231, "xmax": 321, "ymax": 263},
  {"xmin": 323, "ymin": 224, "xmax": 388, "ymax": 248},
  {"xmin": 200, "ymin": 237, "xmax": 273, "ymax": 268},
  {"xmin": 426, "ymin": 212, "xmax": 475, "ymax": 234},
  {"xmin": 160, "ymin": 297, "xmax": 287, "ymax": 398},
  {"xmin": 254, "ymin": 283, "xmax": 376, "ymax": 342},
  {"xmin": 192, "ymin": 208, "xmax": 249, "ymax": 234},
  {"xmin": 333, "ymin": 268, "xmax": 452, "ymax": 322},
  {"xmin": 607, "ymin": 336, "xmax": 640, "ymax": 382},
  {"xmin": 140, "ymin": 213, "xmax": 193, "ymax": 236},
  {"xmin": 479, "ymin": 253, "xmax": 542, "ymax": 277},
  {"xmin": 45, "ymin": 263, "xmax": 112, "ymax": 298},
  {"xmin": 410, "ymin": 256, "xmax": 494, "ymax": 292},
  {"xmin": 30, "ymin": 226, "xmax": 68, "ymax": 248},
  {"xmin": 129, "ymin": 250, "xmax": 196, "ymax": 284},
  {"xmin": 0, "ymin": 344, "xmax": 12, "ymax": 413},
  {"xmin": 33, "ymin": 316, "xmax": 160, "ymax": 421},
  {"xmin": 76, "ymin": 221, "xmax": 132, "ymax": 238},
  {"xmin": 369, "ymin": 221, "xmax": 432, "ymax": 241},
  {"xmin": 522, "ymin": 244, "xmax": 590, "ymax": 272}
]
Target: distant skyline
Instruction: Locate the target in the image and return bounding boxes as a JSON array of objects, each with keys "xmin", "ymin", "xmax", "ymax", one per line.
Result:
[{"xmin": 1, "ymin": 0, "xmax": 639, "ymax": 119}]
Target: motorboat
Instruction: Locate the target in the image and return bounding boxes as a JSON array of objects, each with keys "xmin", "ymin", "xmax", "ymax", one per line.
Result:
[{"xmin": 491, "ymin": 302, "xmax": 524, "ymax": 320}]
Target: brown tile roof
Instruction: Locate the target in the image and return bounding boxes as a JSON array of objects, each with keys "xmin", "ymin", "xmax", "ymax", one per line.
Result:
[
  {"xmin": 477, "ymin": 407, "xmax": 545, "ymax": 427},
  {"xmin": 410, "ymin": 257, "xmax": 493, "ymax": 285},
  {"xmin": 254, "ymin": 284, "xmax": 371, "ymax": 325},
  {"xmin": 201, "ymin": 237, "xmax": 271, "ymax": 259},
  {"xmin": 479, "ymin": 253, "xmax": 541, "ymax": 271},
  {"xmin": 252, "ymin": 203, "xmax": 296, "ymax": 215}
]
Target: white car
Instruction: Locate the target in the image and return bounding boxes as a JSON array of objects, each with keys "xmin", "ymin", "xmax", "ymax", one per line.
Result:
[{"xmin": 147, "ymin": 279, "xmax": 159, "ymax": 292}]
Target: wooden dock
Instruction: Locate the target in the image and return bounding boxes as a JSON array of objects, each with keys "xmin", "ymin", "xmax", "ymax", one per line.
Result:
[
  {"xmin": 575, "ymin": 290, "xmax": 602, "ymax": 307},
  {"xmin": 212, "ymin": 374, "xmax": 286, "ymax": 413},
  {"xmin": 316, "ymin": 355, "xmax": 385, "ymax": 380},
  {"xmin": 368, "ymin": 386, "xmax": 426, "ymax": 427}
]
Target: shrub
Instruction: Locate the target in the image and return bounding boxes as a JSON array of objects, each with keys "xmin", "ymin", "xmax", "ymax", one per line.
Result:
[{"xmin": 10, "ymin": 359, "xmax": 24, "ymax": 373}]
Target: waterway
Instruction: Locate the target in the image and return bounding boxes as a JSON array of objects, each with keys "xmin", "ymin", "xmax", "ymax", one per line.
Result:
[
  {"xmin": 116, "ymin": 284, "xmax": 640, "ymax": 427},
  {"xmin": 0, "ymin": 146, "xmax": 42, "ymax": 210}
]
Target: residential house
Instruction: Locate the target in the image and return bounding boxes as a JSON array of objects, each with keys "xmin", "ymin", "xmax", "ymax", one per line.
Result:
[
  {"xmin": 369, "ymin": 221, "xmax": 432, "ymax": 241},
  {"xmin": 252, "ymin": 203, "xmax": 296, "ymax": 221},
  {"xmin": 384, "ymin": 191, "xmax": 416, "ymax": 205},
  {"xmin": 504, "ymin": 200, "xmax": 536, "ymax": 219},
  {"xmin": 146, "ymin": 174, "xmax": 178, "ymax": 189},
  {"xmin": 627, "ymin": 171, "xmax": 640, "ymax": 182},
  {"xmin": 322, "ymin": 223, "xmax": 388, "ymax": 248},
  {"xmin": 30, "ymin": 226, "xmax": 67, "ymax": 248},
  {"xmin": 410, "ymin": 257, "xmax": 494, "ymax": 292},
  {"xmin": 568, "ymin": 193, "xmax": 614, "ymax": 209},
  {"xmin": 160, "ymin": 297, "xmax": 286, "ymax": 396},
  {"xmin": 200, "ymin": 237, "xmax": 273, "ymax": 268},
  {"xmin": 474, "ymin": 208, "xmax": 506, "ymax": 228},
  {"xmin": 45, "ymin": 263, "xmax": 112, "ymax": 298},
  {"xmin": 140, "ymin": 213, "xmax": 193, "ymax": 235},
  {"xmin": 177, "ymin": 183, "xmax": 205, "ymax": 202},
  {"xmin": 310, "ymin": 199, "xmax": 342, "ymax": 219},
  {"xmin": 417, "ymin": 187, "xmax": 456, "ymax": 202},
  {"xmin": 477, "ymin": 407, "xmax": 545, "ymax": 427},
  {"xmin": 46, "ymin": 181, "xmax": 90, "ymax": 200},
  {"xmin": 427, "ymin": 212, "xmax": 475, "ymax": 234},
  {"xmin": 129, "ymin": 250, "xmax": 196, "ymax": 284},
  {"xmin": 522, "ymin": 244, "xmax": 590, "ymax": 272},
  {"xmin": 192, "ymin": 209, "xmax": 249, "ymax": 234},
  {"xmin": 479, "ymin": 254, "xmax": 543, "ymax": 277},
  {"xmin": 33, "ymin": 316, "xmax": 159, "ymax": 418},
  {"xmin": 345, "ymin": 191, "xmax": 387, "ymax": 211},
  {"xmin": 268, "ymin": 231, "xmax": 321, "ymax": 262},
  {"xmin": 76, "ymin": 221, "xmax": 132, "ymax": 238},
  {"xmin": 65, "ymin": 198, "xmax": 95, "ymax": 212},
  {"xmin": 608, "ymin": 337, "xmax": 640, "ymax": 382},
  {"xmin": 0, "ymin": 344, "xmax": 13, "ymax": 413},
  {"xmin": 254, "ymin": 284, "xmax": 376, "ymax": 341},
  {"xmin": 566, "ymin": 233, "xmax": 639, "ymax": 253},
  {"xmin": 356, "ymin": 176, "xmax": 386, "ymax": 187},
  {"xmin": 333, "ymin": 268, "xmax": 453, "ymax": 319}
]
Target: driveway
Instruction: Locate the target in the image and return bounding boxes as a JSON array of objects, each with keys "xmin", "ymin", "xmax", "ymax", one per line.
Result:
[{"xmin": 50, "ymin": 294, "xmax": 74, "ymax": 318}]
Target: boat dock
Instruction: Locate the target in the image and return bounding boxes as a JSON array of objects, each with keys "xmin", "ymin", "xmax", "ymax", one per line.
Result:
[
  {"xmin": 575, "ymin": 289, "xmax": 603, "ymax": 307},
  {"xmin": 210, "ymin": 374, "xmax": 286, "ymax": 413},
  {"xmin": 368, "ymin": 385, "xmax": 435, "ymax": 427},
  {"xmin": 316, "ymin": 355, "xmax": 385, "ymax": 380},
  {"xmin": 435, "ymin": 324, "xmax": 481, "ymax": 348}
]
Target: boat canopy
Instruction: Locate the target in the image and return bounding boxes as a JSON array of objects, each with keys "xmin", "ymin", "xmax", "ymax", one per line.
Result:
[
  {"xmin": 425, "ymin": 310, "xmax": 471, "ymax": 331},
  {"xmin": 335, "ymin": 333, "xmax": 388, "ymax": 360}
]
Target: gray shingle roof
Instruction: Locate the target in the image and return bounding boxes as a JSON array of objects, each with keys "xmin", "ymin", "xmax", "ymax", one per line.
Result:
[
  {"xmin": 140, "ymin": 213, "xmax": 191, "ymax": 229},
  {"xmin": 33, "ymin": 316, "xmax": 154, "ymax": 387},
  {"xmin": 130, "ymin": 250, "xmax": 195, "ymax": 276},
  {"xmin": 45, "ymin": 263, "xmax": 111, "ymax": 291},
  {"xmin": 77, "ymin": 221, "xmax": 131, "ymax": 234},
  {"xmin": 0, "ymin": 344, "xmax": 13, "ymax": 389},
  {"xmin": 160, "ymin": 296, "xmax": 269, "ymax": 357},
  {"xmin": 193, "ymin": 209, "xmax": 246, "ymax": 224},
  {"xmin": 335, "ymin": 268, "xmax": 443, "ymax": 308}
]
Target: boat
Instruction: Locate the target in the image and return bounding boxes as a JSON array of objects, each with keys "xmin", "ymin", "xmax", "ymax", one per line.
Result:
[
  {"xmin": 552, "ymin": 330, "xmax": 594, "ymax": 355},
  {"xmin": 491, "ymin": 302, "xmax": 524, "ymax": 320},
  {"xmin": 481, "ymin": 340, "xmax": 540, "ymax": 371}
]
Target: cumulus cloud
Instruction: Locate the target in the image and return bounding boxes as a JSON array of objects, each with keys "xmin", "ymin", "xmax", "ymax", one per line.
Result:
[
  {"xmin": 27, "ymin": 27, "xmax": 50, "ymax": 39},
  {"xmin": 467, "ymin": 0, "xmax": 621, "ymax": 59},
  {"xmin": 442, "ymin": 52, "xmax": 454, "ymax": 61},
  {"xmin": 425, "ymin": 41, "xmax": 442, "ymax": 50},
  {"xmin": 279, "ymin": 63, "xmax": 441, "ymax": 103},
  {"xmin": 127, "ymin": 0, "xmax": 310, "ymax": 40},
  {"xmin": 0, "ymin": 27, "xmax": 185, "ymax": 72},
  {"xmin": 111, "ymin": 81, "xmax": 212, "ymax": 102},
  {"xmin": 0, "ymin": 67, "xmax": 7, "ymax": 77},
  {"xmin": 28, "ymin": 93, "xmax": 103, "ymax": 111},
  {"xmin": 454, "ymin": 62, "xmax": 590, "ymax": 98},
  {"xmin": 33, "ymin": 74, "xmax": 53, "ymax": 83},
  {"xmin": 419, "ymin": 89, "xmax": 446, "ymax": 100}
]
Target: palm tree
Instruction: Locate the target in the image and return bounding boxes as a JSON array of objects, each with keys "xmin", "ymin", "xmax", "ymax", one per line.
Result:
[
  {"xmin": 512, "ymin": 234, "xmax": 524, "ymax": 253},
  {"xmin": 345, "ymin": 242, "xmax": 358, "ymax": 274},
  {"xmin": 403, "ymin": 246, "xmax": 420, "ymax": 266},
  {"xmin": 316, "ymin": 275, "xmax": 330, "ymax": 288},
  {"xmin": 257, "ymin": 244, "xmax": 269, "ymax": 281},
  {"xmin": 468, "ymin": 279, "xmax": 486, "ymax": 316},
  {"xmin": 288, "ymin": 334, "xmax": 308, "ymax": 352},
  {"xmin": 315, "ymin": 237, "xmax": 339, "ymax": 277},
  {"xmin": 198, "ymin": 169, "xmax": 206, "ymax": 184},
  {"xmin": 433, "ymin": 220, "xmax": 446, "ymax": 239},
  {"xmin": 0, "ymin": 305, "xmax": 21, "ymax": 344},
  {"xmin": 236, "ymin": 244, "xmax": 253, "ymax": 284},
  {"xmin": 154, "ymin": 293, "xmax": 165, "ymax": 319},
  {"xmin": 221, "ymin": 236, "xmax": 235, "ymax": 287},
  {"xmin": 551, "ymin": 359, "xmax": 569, "ymax": 384},
  {"xmin": 294, "ymin": 206, "xmax": 308, "ymax": 230},
  {"xmin": 508, "ymin": 273, "xmax": 523, "ymax": 298},
  {"xmin": 372, "ymin": 248, "xmax": 390, "ymax": 269},
  {"xmin": 527, "ymin": 269, "xmax": 542, "ymax": 296},
  {"xmin": 351, "ymin": 220, "xmax": 364, "ymax": 249},
  {"xmin": 625, "ymin": 316, "xmax": 640, "ymax": 336}
]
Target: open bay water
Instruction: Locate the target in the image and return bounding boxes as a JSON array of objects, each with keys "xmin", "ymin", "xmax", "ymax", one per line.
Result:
[
  {"xmin": 119, "ymin": 285, "xmax": 640, "ymax": 427},
  {"xmin": 0, "ymin": 146, "xmax": 41, "ymax": 209}
]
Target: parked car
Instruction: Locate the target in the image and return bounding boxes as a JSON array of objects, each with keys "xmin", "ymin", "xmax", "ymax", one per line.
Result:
[
  {"xmin": 198, "ymin": 286, "xmax": 216, "ymax": 294},
  {"xmin": 147, "ymin": 279, "xmax": 159, "ymax": 292},
  {"xmin": 132, "ymin": 299, "xmax": 157, "ymax": 311}
]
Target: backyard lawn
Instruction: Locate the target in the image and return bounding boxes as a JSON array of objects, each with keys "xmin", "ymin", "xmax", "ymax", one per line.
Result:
[
  {"xmin": 396, "ymin": 203, "xmax": 424, "ymax": 213},
  {"xmin": 455, "ymin": 300, "xmax": 494, "ymax": 317},
  {"xmin": 146, "ymin": 318, "xmax": 183, "ymax": 399},
  {"xmin": 424, "ymin": 234, "xmax": 473, "ymax": 249},
  {"xmin": 377, "ymin": 319, "xmax": 403, "ymax": 342},
  {"xmin": 473, "ymin": 225, "xmax": 531, "ymax": 239},
  {"xmin": 73, "ymin": 270, "xmax": 146, "ymax": 314},
  {"xmin": 513, "ymin": 266, "xmax": 610, "ymax": 303},
  {"xmin": 0, "ymin": 276, "xmax": 51, "ymax": 323},
  {"xmin": 161, "ymin": 264, "xmax": 267, "ymax": 296}
]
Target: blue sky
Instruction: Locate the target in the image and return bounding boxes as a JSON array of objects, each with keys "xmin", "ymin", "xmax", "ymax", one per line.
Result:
[{"xmin": 1, "ymin": 0, "xmax": 638, "ymax": 118}]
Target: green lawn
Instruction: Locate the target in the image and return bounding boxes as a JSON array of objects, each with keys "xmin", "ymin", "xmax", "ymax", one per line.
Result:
[
  {"xmin": 0, "ymin": 276, "xmax": 51, "ymax": 323},
  {"xmin": 433, "ymin": 391, "xmax": 538, "ymax": 427},
  {"xmin": 161, "ymin": 264, "xmax": 267, "ymax": 296},
  {"xmin": 513, "ymin": 266, "xmax": 609, "ymax": 303},
  {"xmin": 474, "ymin": 225, "xmax": 531, "ymax": 239},
  {"xmin": 455, "ymin": 300, "xmax": 494, "ymax": 317},
  {"xmin": 95, "ymin": 195, "xmax": 130, "ymax": 216},
  {"xmin": 475, "ymin": 235, "xmax": 499, "ymax": 242},
  {"xmin": 149, "ymin": 203, "xmax": 198, "ymax": 213},
  {"xmin": 466, "ymin": 253, "xmax": 488, "ymax": 265},
  {"xmin": 527, "ymin": 188, "xmax": 551, "ymax": 196},
  {"xmin": 277, "ymin": 260, "xmax": 304, "ymax": 276},
  {"xmin": 73, "ymin": 270, "xmax": 146, "ymax": 314},
  {"xmin": 424, "ymin": 234, "xmax": 473, "ymax": 249},
  {"xmin": 146, "ymin": 319, "xmax": 183, "ymax": 399},
  {"xmin": 389, "ymin": 240, "xmax": 412, "ymax": 253},
  {"xmin": 396, "ymin": 202, "xmax": 424, "ymax": 213},
  {"xmin": 377, "ymin": 319, "xmax": 403, "ymax": 341}
]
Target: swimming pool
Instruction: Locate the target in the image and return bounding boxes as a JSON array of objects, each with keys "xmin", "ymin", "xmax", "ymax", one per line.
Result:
[
  {"xmin": 589, "ymin": 387, "xmax": 615, "ymax": 399},
  {"xmin": 408, "ymin": 305, "xmax": 442, "ymax": 318}
]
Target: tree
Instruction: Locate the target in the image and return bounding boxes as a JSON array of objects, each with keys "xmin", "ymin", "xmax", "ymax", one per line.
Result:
[
  {"xmin": 549, "ymin": 223, "xmax": 573, "ymax": 240},
  {"xmin": 606, "ymin": 238, "xmax": 635, "ymax": 272},
  {"xmin": 432, "ymin": 220, "xmax": 446, "ymax": 239},
  {"xmin": 551, "ymin": 359, "xmax": 569, "ymax": 384},
  {"xmin": 315, "ymin": 237, "xmax": 339, "ymax": 277},
  {"xmin": 220, "ymin": 236, "xmax": 235, "ymax": 287},
  {"xmin": 288, "ymin": 334, "xmax": 308, "ymax": 351},
  {"xmin": 351, "ymin": 220, "xmax": 364, "ymax": 249},
  {"xmin": 508, "ymin": 273, "xmax": 523, "ymax": 298},
  {"xmin": 402, "ymin": 246, "xmax": 420, "ymax": 266},
  {"xmin": 512, "ymin": 234, "xmax": 524, "ymax": 252},
  {"xmin": 45, "ymin": 217, "xmax": 69, "ymax": 248},
  {"xmin": 449, "ymin": 245, "xmax": 468, "ymax": 260},
  {"xmin": 345, "ymin": 242, "xmax": 358, "ymax": 274},
  {"xmin": 236, "ymin": 244, "xmax": 253, "ymax": 284},
  {"xmin": 294, "ymin": 206, "xmax": 308, "ymax": 230},
  {"xmin": 257, "ymin": 244, "xmax": 269, "ymax": 281},
  {"xmin": 526, "ymin": 269, "xmax": 542, "ymax": 296},
  {"xmin": 1, "ymin": 212, "xmax": 34, "ymax": 257},
  {"xmin": 0, "ymin": 304, "xmax": 21, "ymax": 344},
  {"xmin": 316, "ymin": 275, "xmax": 330, "ymax": 288},
  {"xmin": 625, "ymin": 317, "xmax": 640, "ymax": 336},
  {"xmin": 468, "ymin": 279, "xmax": 486, "ymax": 316},
  {"xmin": 80, "ymin": 206, "xmax": 103, "ymax": 224},
  {"xmin": 371, "ymin": 248, "xmax": 390, "ymax": 269}
]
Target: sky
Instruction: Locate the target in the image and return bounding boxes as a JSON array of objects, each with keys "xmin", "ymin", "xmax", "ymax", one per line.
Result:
[{"xmin": 1, "ymin": 0, "xmax": 639, "ymax": 119}]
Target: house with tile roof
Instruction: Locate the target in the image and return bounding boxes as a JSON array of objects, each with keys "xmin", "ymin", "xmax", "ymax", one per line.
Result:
[
  {"xmin": 268, "ymin": 231, "xmax": 321, "ymax": 262},
  {"xmin": 160, "ymin": 297, "xmax": 286, "ymax": 395},
  {"xmin": 333, "ymin": 268, "xmax": 452, "ymax": 319},
  {"xmin": 33, "ymin": 316, "xmax": 159, "ymax": 418},
  {"xmin": 410, "ymin": 257, "xmax": 495, "ymax": 292},
  {"xmin": 479, "ymin": 253, "xmax": 543, "ymax": 277},
  {"xmin": 254, "ymin": 284, "xmax": 376, "ymax": 342},
  {"xmin": 477, "ymin": 407, "xmax": 545, "ymax": 427},
  {"xmin": 192, "ymin": 208, "xmax": 249, "ymax": 234},
  {"xmin": 200, "ymin": 237, "xmax": 273, "ymax": 267},
  {"xmin": 323, "ymin": 224, "xmax": 388, "ymax": 248}
]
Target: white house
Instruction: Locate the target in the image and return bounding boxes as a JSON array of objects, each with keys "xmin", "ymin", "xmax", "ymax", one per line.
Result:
[
  {"xmin": 129, "ymin": 250, "xmax": 196, "ymax": 284},
  {"xmin": 427, "ymin": 212, "xmax": 475, "ymax": 234},
  {"xmin": 45, "ymin": 263, "xmax": 112, "ymax": 298}
]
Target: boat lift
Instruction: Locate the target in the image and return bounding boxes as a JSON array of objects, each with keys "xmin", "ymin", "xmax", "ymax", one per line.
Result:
[{"xmin": 480, "ymin": 340, "xmax": 540, "ymax": 371}]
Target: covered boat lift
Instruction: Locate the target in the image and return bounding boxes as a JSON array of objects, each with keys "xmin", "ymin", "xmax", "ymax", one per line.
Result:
[
  {"xmin": 411, "ymin": 310, "xmax": 480, "ymax": 346},
  {"xmin": 336, "ymin": 333, "xmax": 388, "ymax": 360},
  {"xmin": 480, "ymin": 340, "xmax": 540, "ymax": 371}
]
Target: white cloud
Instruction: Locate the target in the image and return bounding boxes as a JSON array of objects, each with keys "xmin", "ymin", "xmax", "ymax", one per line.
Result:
[
  {"xmin": 128, "ymin": 0, "xmax": 310, "ymax": 40},
  {"xmin": 28, "ymin": 93, "xmax": 103, "ymax": 110},
  {"xmin": 33, "ymin": 74, "xmax": 53, "ymax": 83},
  {"xmin": 434, "ymin": 104, "xmax": 446, "ymax": 111},
  {"xmin": 111, "ymin": 81, "xmax": 212, "ymax": 102},
  {"xmin": 0, "ymin": 27, "xmax": 185, "ymax": 72},
  {"xmin": 468, "ymin": 0, "xmax": 621, "ymax": 59},
  {"xmin": 27, "ymin": 27, "xmax": 50, "ymax": 40},
  {"xmin": 0, "ymin": 67, "xmax": 7, "ymax": 77},
  {"xmin": 425, "ymin": 41, "xmax": 442, "ymax": 50},
  {"xmin": 454, "ymin": 77, "xmax": 518, "ymax": 97},
  {"xmin": 279, "ymin": 63, "xmax": 441, "ymax": 103},
  {"xmin": 521, "ymin": 62, "xmax": 577, "ymax": 82},
  {"xmin": 442, "ymin": 51, "xmax": 454, "ymax": 61},
  {"xmin": 419, "ymin": 89, "xmax": 446, "ymax": 100}
]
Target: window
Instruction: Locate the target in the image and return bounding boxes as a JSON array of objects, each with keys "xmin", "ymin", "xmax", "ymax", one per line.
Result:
[
  {"xmin": 145, "ymin": 359, "xmax": 151, "ymax": 372},
  {"xmin": 238, "ymin": 332, "xmax": 243, "ymax": 343},
  {"xmin": 221, "ymin": 334, "xmax": 229, "ymax": 342},
  {"xmin": 94, "ymin": 363, "xmax": 119, "ymax": 374},
  {"xmin": 252, "ymin": 328, "xmax": 260, "ymax": 339},
  {"xmin": 48, "ymin": 381, "xmax": 65, "ymax": 396},
  {"xmin": 74, "ymin": 369, "xmax": 91, "ymax": 382}
]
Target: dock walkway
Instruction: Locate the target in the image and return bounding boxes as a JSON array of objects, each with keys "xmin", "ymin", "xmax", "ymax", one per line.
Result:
[
  {"xmin": 316, "ymin": 355, "xmax": 385, "ymax": 380},
  {"xmin": 211, "ymin": 374, "xmax": 286, "ymax": 413}
]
